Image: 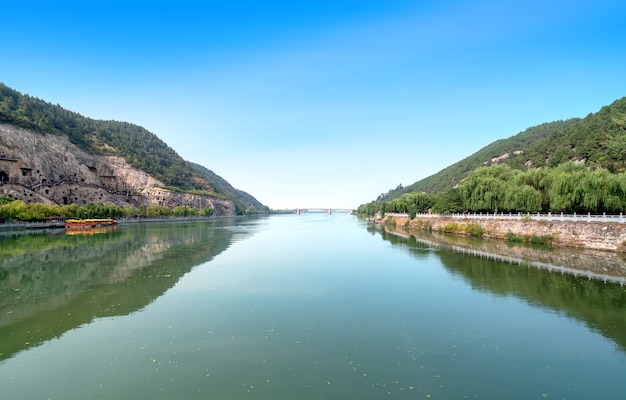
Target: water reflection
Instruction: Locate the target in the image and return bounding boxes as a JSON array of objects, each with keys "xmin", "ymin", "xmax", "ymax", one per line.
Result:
[
  {"xmin": 377, "ymin": 226, "xmax": 626, "ymax": 353},
  {"xmin": 0, "ymin": 218, "xmax": 253, "ymax": 361}
]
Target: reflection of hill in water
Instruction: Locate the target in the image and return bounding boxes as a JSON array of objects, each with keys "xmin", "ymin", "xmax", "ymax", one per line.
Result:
[
  {"xmin": 377, "ymin": 227, "xmax": 626, "ymax": 353},
  {"xmin": 0, "ymin": 219, "xmax": 252, "ymax": 361}
]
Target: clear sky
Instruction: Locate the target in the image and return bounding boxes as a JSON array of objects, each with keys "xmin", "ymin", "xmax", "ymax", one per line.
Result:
[{"xmin": 2, "ymin": 0, "xmax": 625, "ymax": 209}]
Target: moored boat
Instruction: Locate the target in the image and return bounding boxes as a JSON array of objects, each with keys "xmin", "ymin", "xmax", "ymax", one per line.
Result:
[{"xmin": 64, "ymin": 218, "xmax": 118, "ymax": 228}]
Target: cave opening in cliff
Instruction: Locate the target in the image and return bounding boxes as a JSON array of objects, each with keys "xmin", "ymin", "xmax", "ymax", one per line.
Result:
[{"xmin": 0, "ymin": 171, "xmax": 8, "ymax": 184}]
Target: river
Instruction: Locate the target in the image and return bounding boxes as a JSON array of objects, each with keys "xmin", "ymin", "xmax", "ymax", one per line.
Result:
[{"xmin": 1, "ymin": 213, "xmax": 625, "ymax": 399}]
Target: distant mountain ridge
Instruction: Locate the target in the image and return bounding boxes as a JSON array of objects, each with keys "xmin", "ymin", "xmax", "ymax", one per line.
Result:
[
  {"xmin": 379, "ymin": 97, "xmax": 626, "ymax": 202},
  {"xmin": 0, "ymin": 83, "xmax": 265, "ymax": 213}
]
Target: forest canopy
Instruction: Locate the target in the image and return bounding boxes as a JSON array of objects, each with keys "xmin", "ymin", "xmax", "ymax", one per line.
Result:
[{"xmin": 358, "ymin": 163, "xmax": 626, "ymax": 216}]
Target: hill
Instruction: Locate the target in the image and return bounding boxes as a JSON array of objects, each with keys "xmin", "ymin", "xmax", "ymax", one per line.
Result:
[
  {"xmin": 190, "ymin": 163, "xmax": 266, "ymax": 214},
  {"xmin": 0, "ymin": 83, "xmax": 265, "ymax": 214},
  {"xmin": 379, "ymin": 97, "xmax": 626, "ymax": 201}
]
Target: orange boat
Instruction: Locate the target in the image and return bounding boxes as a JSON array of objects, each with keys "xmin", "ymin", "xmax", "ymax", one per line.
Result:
[{"xmin": 64, "ymin": 218, "xmax": 118, "ymax": 228}]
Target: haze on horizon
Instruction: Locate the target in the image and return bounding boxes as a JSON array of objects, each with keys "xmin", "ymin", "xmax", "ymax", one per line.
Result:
[{"xmin": 2, "ymin": 0, "xmax": 625, "ymax": 209}]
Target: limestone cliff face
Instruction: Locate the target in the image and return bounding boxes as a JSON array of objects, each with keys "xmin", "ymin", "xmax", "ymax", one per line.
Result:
[{"xmin": 0, "ymin": 123, "xmax": 236, "ymax": 215}]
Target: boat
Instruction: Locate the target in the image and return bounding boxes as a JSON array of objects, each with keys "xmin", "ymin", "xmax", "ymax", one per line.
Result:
[{"xmin": 64, "ymin": 218, "xmax": 118, "ymax": 229}]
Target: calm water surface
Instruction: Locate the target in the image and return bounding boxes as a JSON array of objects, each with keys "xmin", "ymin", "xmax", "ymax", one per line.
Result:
[{"xmin": 1, "ymin": 214, "xmax": 625, "ymax": 399}]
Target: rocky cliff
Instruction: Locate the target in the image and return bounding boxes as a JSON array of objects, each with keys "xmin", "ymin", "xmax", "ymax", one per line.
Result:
[{"xmin": 0, "ymin": 123, "xmax": 236, "ymax": 215}]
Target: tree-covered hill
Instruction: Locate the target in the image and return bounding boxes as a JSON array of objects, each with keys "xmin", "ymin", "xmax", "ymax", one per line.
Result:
[
  {"xmin": 190, "ymin": 163, "xmax": 267, "ymax": 214},
  {"xmin": 380, "ymin": 119, "xmax": 580, "ymax": 200},
  {"xmin": 0, "ymin": 83, "xmax": 265, "ymax": 212},
  {"xmin": 359, "ymin": 96, "xmax": 626, "ymax": 216},
  {"xmin": 380, "ymin": 96, "xmax": 626, "ymax": 201}
]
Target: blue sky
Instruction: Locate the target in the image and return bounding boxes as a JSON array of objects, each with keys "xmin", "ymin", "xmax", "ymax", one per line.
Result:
[{"xmin": 2, "ymin": 0, "xmax": 626, "ymax": 209}]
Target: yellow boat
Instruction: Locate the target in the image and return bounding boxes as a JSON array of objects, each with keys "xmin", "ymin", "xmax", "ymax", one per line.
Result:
[{"xmin": 64, "ymin": 218, "xmax": 118, "ymax": 228}]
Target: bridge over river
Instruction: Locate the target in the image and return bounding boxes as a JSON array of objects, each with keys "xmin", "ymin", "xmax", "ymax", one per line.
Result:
[{"xmin": 290, "ymin": 208, "xmax": 353, "ymax": 214}]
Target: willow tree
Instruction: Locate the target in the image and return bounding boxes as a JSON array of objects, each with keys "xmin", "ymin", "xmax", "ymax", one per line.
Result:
[
  {"xmin": 577, "ymin": 168, "xmax": 626, "ymax": 212},
  {"xmin": 545, "ymin": 163, "xmax": 586, "ymax": 212},
  {"xmin": 457, "ymin": 164, "xmax": 519, "ymax": 212}
]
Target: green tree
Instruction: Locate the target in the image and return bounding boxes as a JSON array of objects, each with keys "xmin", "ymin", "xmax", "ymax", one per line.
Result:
[
  {"xmin": 433, "ymin": 188, "xmax": 462, "ymax": 213},
  {"xmin": 146, "ymin": 205, "xmax": 171, "ymax": 217}
]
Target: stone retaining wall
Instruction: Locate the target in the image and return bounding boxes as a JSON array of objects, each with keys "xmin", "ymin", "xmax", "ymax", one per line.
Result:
[{"xmin": 385, "ymin": 215, "xmax": 626, "ymax": 252}]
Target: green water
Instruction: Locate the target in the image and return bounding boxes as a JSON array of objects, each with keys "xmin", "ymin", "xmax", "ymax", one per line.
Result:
[{"xmin": 1, "ymin": 214, "xmax": 625, "ymax": 399}]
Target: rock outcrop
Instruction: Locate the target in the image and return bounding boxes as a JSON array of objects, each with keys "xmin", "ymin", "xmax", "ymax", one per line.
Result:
[{"xmin": 0, "ymin": 124, "xmax": 236, "ymax": 215}]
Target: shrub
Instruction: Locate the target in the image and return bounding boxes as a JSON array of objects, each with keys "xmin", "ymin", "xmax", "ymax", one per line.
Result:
[
  {"xmin": 530, "ymin": 235, "xmax": 553, "ymax": 245},
  {"xmin": 505, "ymin": 231, "xmax": 553, "ymax": 246},
  {"xmin": 506, "ymin": 231, "xmax": 523, "ymax": 242},
  {"xmin": 413, "ymin": 219, "xmax": 432, "ymax": 232},
  {"xmin": 442, "ymin": 223, "xmax": 459, "ymax": 233},
  {"xmin": 464, "ymin": 223, "xmax": 484, "ymax": 237}
]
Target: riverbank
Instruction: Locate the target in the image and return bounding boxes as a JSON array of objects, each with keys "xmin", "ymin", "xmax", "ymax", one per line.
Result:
[
  {"xmin": 380, "ymin": 215, "xmax": 626, "ymax": 252},
  {"xmin": 0, "ymin": 215, "xmax": 250, "ymax": 236}
]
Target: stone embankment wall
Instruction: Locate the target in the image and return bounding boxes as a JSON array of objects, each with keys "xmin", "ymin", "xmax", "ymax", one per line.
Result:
[{"xmin": 384, "ymin": 215, "xmax": 626, "ymax": 252}]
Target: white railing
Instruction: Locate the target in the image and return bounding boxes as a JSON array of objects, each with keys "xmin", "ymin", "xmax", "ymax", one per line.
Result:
[{"xmin": 382, "ymin": 212, "xmax": 626, "ymax": 223}]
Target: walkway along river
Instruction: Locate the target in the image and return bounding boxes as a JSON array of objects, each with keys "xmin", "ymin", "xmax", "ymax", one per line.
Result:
[{"xmin": 383, "ymin": 211, "xmax": 626, "ymax": 223}]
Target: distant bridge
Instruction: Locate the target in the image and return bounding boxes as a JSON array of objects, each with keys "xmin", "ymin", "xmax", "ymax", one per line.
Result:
[{"xmin": 290, "ymin": 208, "xmax": 353, "ymax": 214}]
